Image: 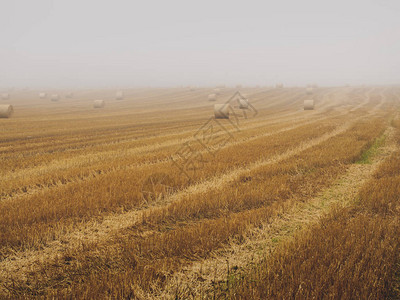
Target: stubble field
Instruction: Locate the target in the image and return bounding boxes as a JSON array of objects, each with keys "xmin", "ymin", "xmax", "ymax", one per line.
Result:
[{"xmin": 1, "ymin": 86, "xmax": 400, "ymax": 299}]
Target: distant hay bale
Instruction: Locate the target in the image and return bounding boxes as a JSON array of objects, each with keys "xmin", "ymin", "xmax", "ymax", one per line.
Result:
[
  {"xmin": 238, "ymin": 98, "xmax": 249, "ymax": 109},
  {"xmin": 236, "ymin": 84, "xmax": 242, "ymax": 89},
  {"xmin": 51, "ymin": 94, "xmax": 59, "ymax": 102},
  {"xmin": 208, "ymin": 94, "xmax": 217, "ymax": 101},
  {"xmin": 0, "ymin": 105, "xmax": 14, "ymax": 118},
  {"xmin": 66, "ymin": 92, "xmax": 73, "ymax": 98},
  {"xmin": 213, "ymin": 88, "xmax": 221, "ymax": 95},
  {"xmin": 2, "ymin": 93, "xmax": 10, "ymax": 100},
  {"xmin": 116, "ymin": 91, "xmax": 124, "ymax": 100},
  {"xmin": 304, "ymin": 99, "xmax": 314, "ymax": 110},
  {"xmin": 214, "ymin": 104, "xmax": 230, "ymax": 119},
  {"xmin": 93, "ymin": 100, "xmax": 105, "ymax": 108},
  {"xmin": 306, "ymin": 87, "xmax": 313, "ymax": 95},
  {"xmin": 39, "ymin": 92, "xmax": 47, "ymax": 99},
  {"xmin": 275, "ymin": 83, "xmax": 283, "ymax": 88}
]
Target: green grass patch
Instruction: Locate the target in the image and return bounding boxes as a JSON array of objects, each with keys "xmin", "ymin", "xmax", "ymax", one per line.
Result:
[{"xmin": 356, "ymin": 135, "xmax": 386, "ymax": 164}]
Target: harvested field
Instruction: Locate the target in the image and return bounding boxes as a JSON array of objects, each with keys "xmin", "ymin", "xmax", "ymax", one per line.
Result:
[{"xmin": 0, "ymin": 86, "xmax": 399, "ymax": 298}]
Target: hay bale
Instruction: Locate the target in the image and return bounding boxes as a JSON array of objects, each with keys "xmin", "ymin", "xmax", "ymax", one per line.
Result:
[
  {"xmin": 51, "ymin": 94, "xmax": 59, "ymax": 102},
  {"xmin": 213, "ymin": 88, "xmax": 221, "ymax": 95},
  {"xmin": 304, "ymin": 99, "xmax": 314, "ymax": 110},
  {"xmin": 238, "ymin": 98, "xmax": 249, "ymax": 109},
  {"xmin": 0, "ymin": 104, "xmax": 13, "ymax": 118},
  {"xmin": 208, "ymin": 94, "xmax": 217, "ymax": 101},
  {"xmin": 116, "ymin": 91, "xmax": 124, "ymax": 100},
  {"xmin": 39, "ymin": 92, "xmax": 47, "ymax": 99},
  {"xmin": 214, "ymin": 104, "xmax": 230, "ymax": 119},
  {"xmin": 236, "ymin": 84, "xmax": 242, "ymax": 89},
  {"xmin": 306, "ymin": 87, "xmax": 313, "ymax": 95},
  {"xmin": 275, "ymin": 83, "xmax": 283, "ymax": 88},
  {"xmin": 93, "ymin": 100, "xmax": 105, "ymax": 108},
  {"xmin": 66, "ymin": 92, "xmax": 73, "ymax": 98},
  {"xmin": 2, "ymin": 93, "xmax": 10, "ymax": 100}
]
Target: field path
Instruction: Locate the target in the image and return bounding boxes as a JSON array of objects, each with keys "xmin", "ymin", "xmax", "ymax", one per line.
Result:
[{"xmin": 155, "ymin": 122, "xmax": 398, "ymax": 299}]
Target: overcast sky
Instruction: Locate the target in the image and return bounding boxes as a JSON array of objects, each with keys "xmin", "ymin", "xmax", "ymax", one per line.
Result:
[{"xmin": 1, "ymin": 0, "xmax": 399, "ymax": 88}]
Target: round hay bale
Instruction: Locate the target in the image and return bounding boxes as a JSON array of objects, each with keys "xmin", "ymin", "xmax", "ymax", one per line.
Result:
[
  {"xmin": 208, "ymin": 94, "xmax": 217, "ymax": 101},
  {"xmin": 51, "ymin": 94, "xmax": 59, "ymax": 102},
  {"xmin": 2, "ymin": 93, "xmax": 10, "ymax": 100},
  {"xmin": 236, "ymin": 84, "xmax": 242, "ymax": 89},
  {"xmin": 214, "ymin": 104, "xmax": 230, "ymax": 119},
  {"xmin": 304, "ymin": 99, "xmax": 314, "ymax": 110},
  {"xmin": 116, "ymin": 91, "xmax": 124, "ymax": 100},
  {"xmin": 66, "ymin": 92, "xmax": 73, "ymax": 98},
  {"xmin": 93, "ymin": 100, "xmax": 105, "ymax": 108},
  {"xmin": 306, "ymin": 87, "xmax": 313, "ymax": 95},
  {"xmin": 0, "ymin": 104, "xmax": 14, "ymax": 118},
  {"xmin": 213, "ymin": 88, "xmax": 221, "ymax": 95},
  {"xmin": 275, "ymin": 83, "xmax": 283, "ymax": 88},
  {"xmin": 238, "ymin": 98, "xmax": 249, "ymax": 109},
  {"xmin": 39, "ymin": 92, "xmax": 47, "ymax": 99}
]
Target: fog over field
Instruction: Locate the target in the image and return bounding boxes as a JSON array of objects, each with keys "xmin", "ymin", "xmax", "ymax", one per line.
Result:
[
  {"xmin": 1, "ymin": 0, "xmax": 399, "ymax": 88},
  {"xmin": 3, "ymin": 2, "xmax": 400, "ymax": 298}
]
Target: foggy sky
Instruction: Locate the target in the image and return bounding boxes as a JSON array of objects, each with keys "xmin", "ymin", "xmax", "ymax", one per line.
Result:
[{"xmin": 1, "ymin": 0, "xmax": 400, "ymax": 88}]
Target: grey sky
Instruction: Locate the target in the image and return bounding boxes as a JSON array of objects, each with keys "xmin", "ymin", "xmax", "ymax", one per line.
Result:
[{"xmin": 1, "ymin": 0, "xmax": 399, "ymax": 88}]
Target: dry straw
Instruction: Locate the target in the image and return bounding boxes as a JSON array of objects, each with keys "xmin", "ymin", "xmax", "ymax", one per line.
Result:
[
  {"xmin": 276, "ymin": 83, "xmax": 283, "ymax": 88},
  {"xmin": 0, "ymin": 104, "xmax": 14, "ymax": 118},
  {"xmin": 306, "ymin": 87, "xmax": 313, "ymax": 95},
  {"xmin": 2, "ymin": 93, "xmax": 10, "ymax": 100},
  {"xmin": 66, "ymin": 92, "xmax": 73, "ymax": 98},
  {"xmin": 214, "ymin": 103, "xmax": 230, "ymax": 119},
  {"xmin": 39, "ymin": 93, "xmax": 47, "ymax": 99},
  {"xmin": 93, "ymin": 100, "xmax": 105, "ymax": 108},
  {"xmin": 304, "ymin": 99, "xmax": 314, "ymax": 110},
  {"xmin": 208, "ymin": 94, "xmax": 217, "ymax": 101}
]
